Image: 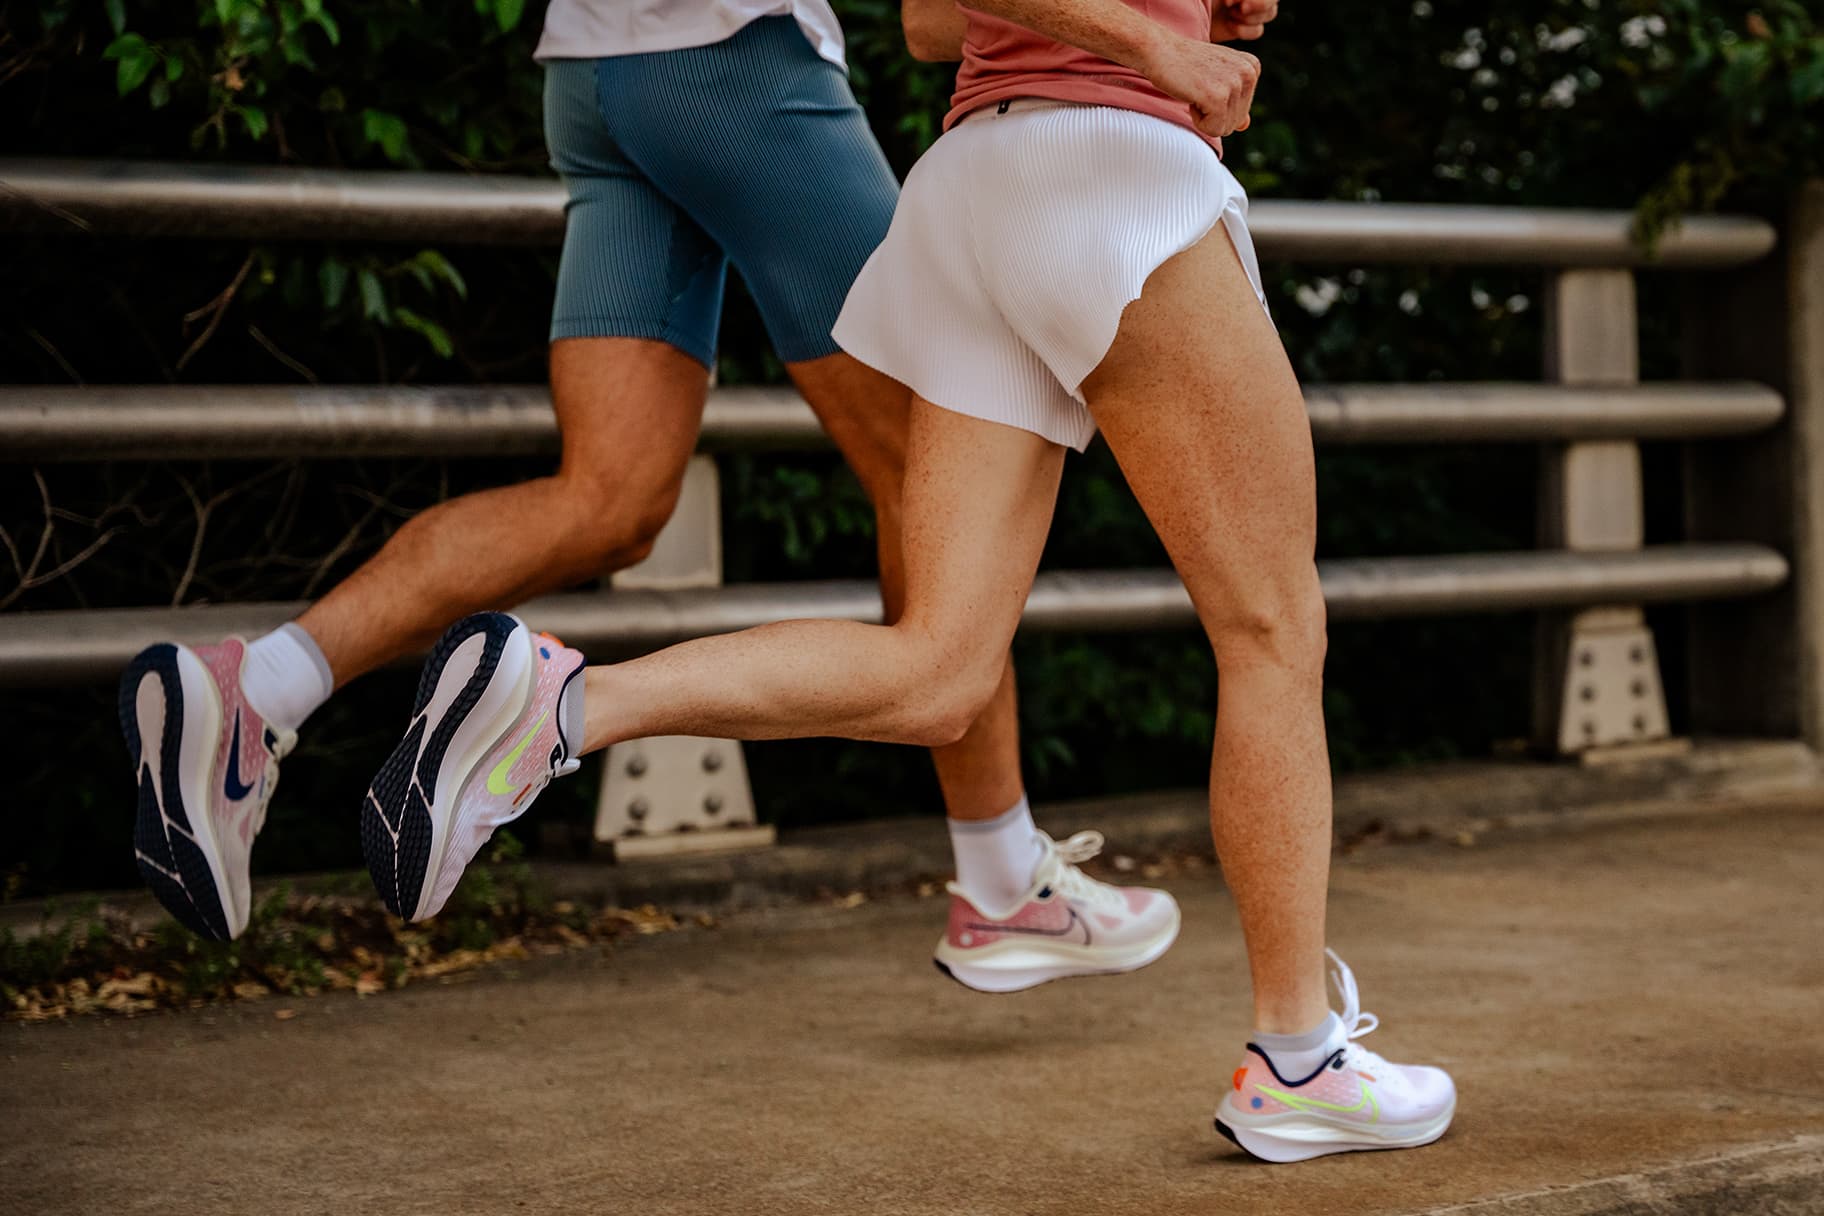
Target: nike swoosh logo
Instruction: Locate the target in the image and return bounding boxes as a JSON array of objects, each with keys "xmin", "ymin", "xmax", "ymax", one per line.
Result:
[
  {"xmin": 963, "ymin": 907, "xmax": 1089, "ymax": 944},
  {"xmin": 486, "ymin": 710, "xmax": 548, "ymax": 796},
  {"xmin": 1255, "ymin": 1080, "xmax": 1380, "ymax": 1123},
  {"xmin": 222, "ymin": 709, "xmax": 256, "ymax": 801}
]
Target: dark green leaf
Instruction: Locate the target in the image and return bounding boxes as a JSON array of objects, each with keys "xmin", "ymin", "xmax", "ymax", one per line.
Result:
[
  {"xmin": 318, "ymin": 258, "xmax": 350, "ymax": 309},
  {"xmin": 357, "ymin": 268, "xmax": 390, "ymax": 323},
  {"xmin": 393, "ymin": 307, "xmax": 454, "ymax": 358}
]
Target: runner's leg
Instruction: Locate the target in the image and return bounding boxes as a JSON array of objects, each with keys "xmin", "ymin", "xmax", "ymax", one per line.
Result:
[
  {"xmin": 1081, "ymin": 224, "xmax": 1329, "ymax": 1032},
  {"xmin": 295, "ymin": 338, "xmax": 707, "ymax": 685},
  {"xmin": 788, "ymin": 354, "xmax": 1025, "ymax": 820},
  {"xmin": 578, "ymin": 400, "xmax": 1060, "ymax": 753},
  {"xmin": 608, "ymin": 17, "xmax": 1030, "ymax": 825}
]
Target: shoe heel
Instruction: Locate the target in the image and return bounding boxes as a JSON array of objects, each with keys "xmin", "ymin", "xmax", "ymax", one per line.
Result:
[
  {"xmin": 122, "ymin": 644, "xmax": 234, "ymax": 940},
  {"xmin": 361, "ymin": 613, "xmax": 531, "ymax": 920}
]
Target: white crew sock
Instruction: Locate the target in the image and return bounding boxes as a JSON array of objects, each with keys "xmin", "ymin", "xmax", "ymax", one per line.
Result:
[
  {"xmin": 239, "ymin": 623, "xmax": 334, "ymax": 734},
  {"xmin": 1250, "ymin": 1012, "xmax": 1345, "ymax": 1082},
  {"xmin": 947, "ymin": 795, "xmax": 1046, "ymax": 915}
]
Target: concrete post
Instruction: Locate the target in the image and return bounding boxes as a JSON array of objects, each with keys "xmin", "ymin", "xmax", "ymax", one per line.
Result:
[
  {"xmin": 595, "ymin": 456, "xmax": 774, "ymax": 859},
  {"xmin": 1534, "ymin": 269, "xmax": 1674, "ymax": 755},
  {"xmin": 1683, "ymin": 184, "xmax": 1824, "ymax": 751}
]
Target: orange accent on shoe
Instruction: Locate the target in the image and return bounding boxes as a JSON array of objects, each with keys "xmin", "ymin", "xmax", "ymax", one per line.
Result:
[
  {"xmin": 538, "ymin": 631, "xmax": 566, "ymax": 648},
  {"xmin": 1360, "ymin": 1072, "xmax": 1377, "ymax": 1082},
  {"xmin": 1233, "ymin": 1067, "xmax": 1248, "ymax": 1091}
]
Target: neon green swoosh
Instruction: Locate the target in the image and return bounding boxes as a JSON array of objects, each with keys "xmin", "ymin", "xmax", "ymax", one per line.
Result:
[
  {"xmin": 486, "ymin": 710, "xmax": 548, "ymax": 795},
  {"xmin": 1255, "ymin": 1081, "xmax": 1379, "ymax": 1123}
]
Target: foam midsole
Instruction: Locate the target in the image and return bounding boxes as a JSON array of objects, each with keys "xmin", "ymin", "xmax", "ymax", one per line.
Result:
[
  {"xmin": 934, "ymin": 907, "xmax": 1181, "ymax": 974},
  {"xmin": 1217, "ymin": 1097, "xmax": 1456, "ymax": 1146}
]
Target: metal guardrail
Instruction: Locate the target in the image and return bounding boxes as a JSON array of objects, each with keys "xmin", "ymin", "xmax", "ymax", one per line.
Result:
[
  {"xmin": 0, "ymin": 545, "xmax": 1787, "ymax": 684},
  {"xmin": 3, "ymin": 158, "xmax": 1814, "ymax": 764},
  {"xmin": 0, "ymin": 158, "xmax": 1779, "ymax": 267},
  {"xmin": 0, "ymin": 381, "xmax": 1786, "ymax": 460}
]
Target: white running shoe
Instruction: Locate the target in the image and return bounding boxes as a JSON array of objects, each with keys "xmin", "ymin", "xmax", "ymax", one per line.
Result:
[
  {"xmin": 361, "ymin": 612, "xmax": 584, "ymax": 921},
  {"xmin": 1215, "ymin": 949, "xmax": 1457, "ymax": 1162},
  {"xmin": 933, "ymin": 830, "xmax": 1181, "ymax": 993},
  {"xmin": 120, "ymin": 637, "xmax": 294, "ymax": 940}
]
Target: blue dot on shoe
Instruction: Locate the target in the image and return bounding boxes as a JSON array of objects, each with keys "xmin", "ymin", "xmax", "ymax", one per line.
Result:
[
  {"xmin": 540, "ymin": 647, "xmax": 550, "ymax": 659},
  {"xmin": 1251, "ymin": 1097, "xmax": 1263, "ymax": 1109}
]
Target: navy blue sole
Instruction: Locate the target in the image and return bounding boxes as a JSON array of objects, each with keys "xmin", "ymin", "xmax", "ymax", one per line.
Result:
[
  {"xmin": 120, "ymin": 644, "xmax": 232, "ymax": 941},
  {"xmin": 361, "ymin": 612, "xmax": 518, "ymax": 919}
]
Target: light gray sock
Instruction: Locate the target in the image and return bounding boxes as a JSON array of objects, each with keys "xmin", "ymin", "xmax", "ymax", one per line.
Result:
[
  {"xmin": 1250, "ymin": 1011, "xmax": 1345, "ymax": 1082},
  {"xmin": 239, "ymin": 623, "xmax": 334, "ymax": 734},
  {"xmin": 947, "ymin": 795, "xmax": 1045, "ymax": 915}
]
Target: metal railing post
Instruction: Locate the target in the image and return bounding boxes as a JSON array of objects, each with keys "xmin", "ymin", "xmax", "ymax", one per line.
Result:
[
  {"xmin": 593, "ymin": 455, "xmax": 775, "ymax": 859},
  {"xmin": 1533, "ymin": 269, "xmax": 1675, "ymax": 755},
  {"xmin": 1683, "ymin": 184, "xmax": 1824, "ymax": 750},
  {"xmin": 1793, "ymin": 185, "xmax": 1824, "ymax": 752}
]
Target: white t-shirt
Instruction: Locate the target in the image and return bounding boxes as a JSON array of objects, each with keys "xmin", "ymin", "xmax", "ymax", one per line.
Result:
[{"xmin": 535, "ymin": 0, "xmax": 846, "ymax": 69}]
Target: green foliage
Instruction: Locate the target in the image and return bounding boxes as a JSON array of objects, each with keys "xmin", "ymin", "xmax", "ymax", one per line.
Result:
[
  {"xmin": 0, "ymin": 899, "xmax": 109, "ymax": 997},
  {"xmin": 429, "ymin": 831, "xmax": 543, "ymax": 952}
]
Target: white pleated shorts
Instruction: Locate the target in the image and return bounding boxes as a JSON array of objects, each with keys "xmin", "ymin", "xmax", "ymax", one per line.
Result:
[{"xmin": 832, "ymin": 100, "xmax": 1268, "ymax": 452}]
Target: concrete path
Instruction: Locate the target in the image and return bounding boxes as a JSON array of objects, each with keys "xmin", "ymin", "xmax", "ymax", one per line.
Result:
[{"xmin": 5, "ymin": 806, "xmax": 1823, "ymax": 1215}]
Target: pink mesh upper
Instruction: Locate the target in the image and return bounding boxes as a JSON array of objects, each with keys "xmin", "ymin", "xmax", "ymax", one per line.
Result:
[
  {"xmin": 193, "ymin": 638, "xmax": 275, "ymax": 846},
  {"xmin": 944, "ymin": 891, "xmax": 1085, "ymax": 949}
]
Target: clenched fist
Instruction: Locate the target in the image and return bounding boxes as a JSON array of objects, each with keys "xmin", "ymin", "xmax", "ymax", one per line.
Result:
[{"xmin": 1137, "ymin": 35, "xmax": 1262, "ymax": 137}]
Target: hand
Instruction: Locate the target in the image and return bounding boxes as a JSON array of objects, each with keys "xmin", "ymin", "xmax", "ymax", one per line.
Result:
[
  {"xmin": 1211, "ymin": 0, "xmax": 1278, "ymax": 42},
  {"xmin": 1137, "ymin": 32, "xmax": 1261, "ymax": 136}
]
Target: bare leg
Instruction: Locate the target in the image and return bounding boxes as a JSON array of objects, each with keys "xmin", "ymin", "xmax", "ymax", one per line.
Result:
[
  {"xmin": 1082, "ymin": 226, "xmax": 1331, "ymax": 1034},
  {"xmin": 296, "ymin": 338, "xmax": 707, "ymax": 685},
  {"xmin": 580, "ymin": 401, "xmax": 1065, "ymax": 757},
  {"xmin": 788, "ymin": 353, "xmax": 1027, "ymax": 819}
]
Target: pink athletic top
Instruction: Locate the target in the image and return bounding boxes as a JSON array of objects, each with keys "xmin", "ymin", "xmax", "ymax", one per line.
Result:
[{"xmin": 945, "ymin": 0, "xmax": 1219, "ymax": 148}]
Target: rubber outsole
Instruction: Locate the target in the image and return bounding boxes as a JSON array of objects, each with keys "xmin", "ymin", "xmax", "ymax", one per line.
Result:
[
  {"xmin": 1213, "ymin": 1104, "xmax": 1456, "ymax": 1163},
  {"xmin": 120, "ymin": 644, "xmax": 232, "ymax": 941},
  {"xmin": 360, "ymin": 612, "xmax": 518, "ymax": 919}
]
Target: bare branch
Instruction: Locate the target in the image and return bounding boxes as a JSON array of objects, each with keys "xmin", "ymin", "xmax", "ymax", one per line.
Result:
[
  {"xmin": 0, "ymin": 522, "xmax": 21, "ymax": 583},
  {"xmin": 171, "ymin": 475, "xmax": 210, "ymax": 606},
  {"xmin": 176, "ymin": 253, "xmax": 256, "ymax": 372},
  {"xmin": 248, "ymin": 324, "xmax": 320, "ymax": 384},
  {"xmin": 0, "ymin": 526, "xmax": 124, "ymax": 612},
  {"xmin": 20, "ymin": 470, "xmax": 55, "ymax": 589},
  {"xmin": 25, "ymin": 328, "xmax": 83, "ymax": 384}
]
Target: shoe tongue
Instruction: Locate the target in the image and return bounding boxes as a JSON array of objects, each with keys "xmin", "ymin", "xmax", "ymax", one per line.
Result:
[{"xmin": 556, "ymin": 667, "xmax": 586, "ymax": 763}]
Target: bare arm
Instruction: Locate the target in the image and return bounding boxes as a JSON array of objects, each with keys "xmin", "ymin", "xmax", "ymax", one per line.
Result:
[
  {"xmin": 962, "ymin": 0, "xmax": 1262, "ymax": 135},
  {"xmin": 903, "ymin": 0, "xmax": 968, "ymax": 61}
]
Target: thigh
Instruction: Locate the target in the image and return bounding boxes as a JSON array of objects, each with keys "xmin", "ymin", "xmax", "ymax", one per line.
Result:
[
  {"xmin": 603, "ymin": 17, "xmax": 900, "ymax": 363},
  {"xmin": 545, "ymin": 59, "xmax": 729, "ymax": 367},
  {"xmin": 897, "ymin": 398, "xmax": 1067, "ymax": 661},
  {"xmin": 1081, "ymin": 224, "xmax": 1318, "ymax": 632}
]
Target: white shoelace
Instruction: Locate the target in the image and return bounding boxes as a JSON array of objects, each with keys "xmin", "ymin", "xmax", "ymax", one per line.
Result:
[
  {"xmin": 1328, "ymin": 947, "xmax": 1393, "ymax": 1073},
  {"xmin": 1037, "ymin": 830, "xmax": 1127, "ymax": 913},
  {"xmin": 250, "ymin": 726, "xmax": 297, "ymax": 839}
]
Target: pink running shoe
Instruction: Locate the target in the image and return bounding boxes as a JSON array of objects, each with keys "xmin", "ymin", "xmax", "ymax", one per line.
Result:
[
  {"xmin": 119, "ymin": 638, "xmax": 294, "ymax": 940},
  {"xmin": 361, "ymin": 612, "xmax": 584, "ymax": 921},
  {"xmin": 933, "ymin": 830, "xmax": 1180, "ymax": 993},
  {"xmin": 1215, "ymin": 950, "xmax": 1457, "ymax": 1162}
]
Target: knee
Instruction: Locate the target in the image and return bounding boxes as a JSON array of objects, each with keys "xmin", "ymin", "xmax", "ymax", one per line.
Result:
[
  {"xmin": 888, "ymin": 638, "xmax": 1005, "ymax": 748},
  {"xmin": 1206, "ymin": 567, "xmax": 1328, "ymax": 679},
  {"xmin": 549, "ymin": 474, "xmax": 678, "ymax": 579}
]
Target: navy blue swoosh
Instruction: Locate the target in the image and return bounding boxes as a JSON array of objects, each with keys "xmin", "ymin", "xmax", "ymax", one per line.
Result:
[
  {"xmin": 223, "ymin": 709, "xmax": 256, "ymax": 801},
  {"xmin": 963, "ymin": 908, "xmax": 1088, "ymax": 943}
]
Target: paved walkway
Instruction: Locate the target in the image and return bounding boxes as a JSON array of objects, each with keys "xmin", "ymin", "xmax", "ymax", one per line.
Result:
[{"xmin": 5, "ymin": 805, "xmax": 1823, "ymax": 1215}]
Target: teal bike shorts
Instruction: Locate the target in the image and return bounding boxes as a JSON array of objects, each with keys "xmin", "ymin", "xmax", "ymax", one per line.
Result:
[{"xmin": 542, "ymin": 16, "xmax": 900, "ymax": 367}]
